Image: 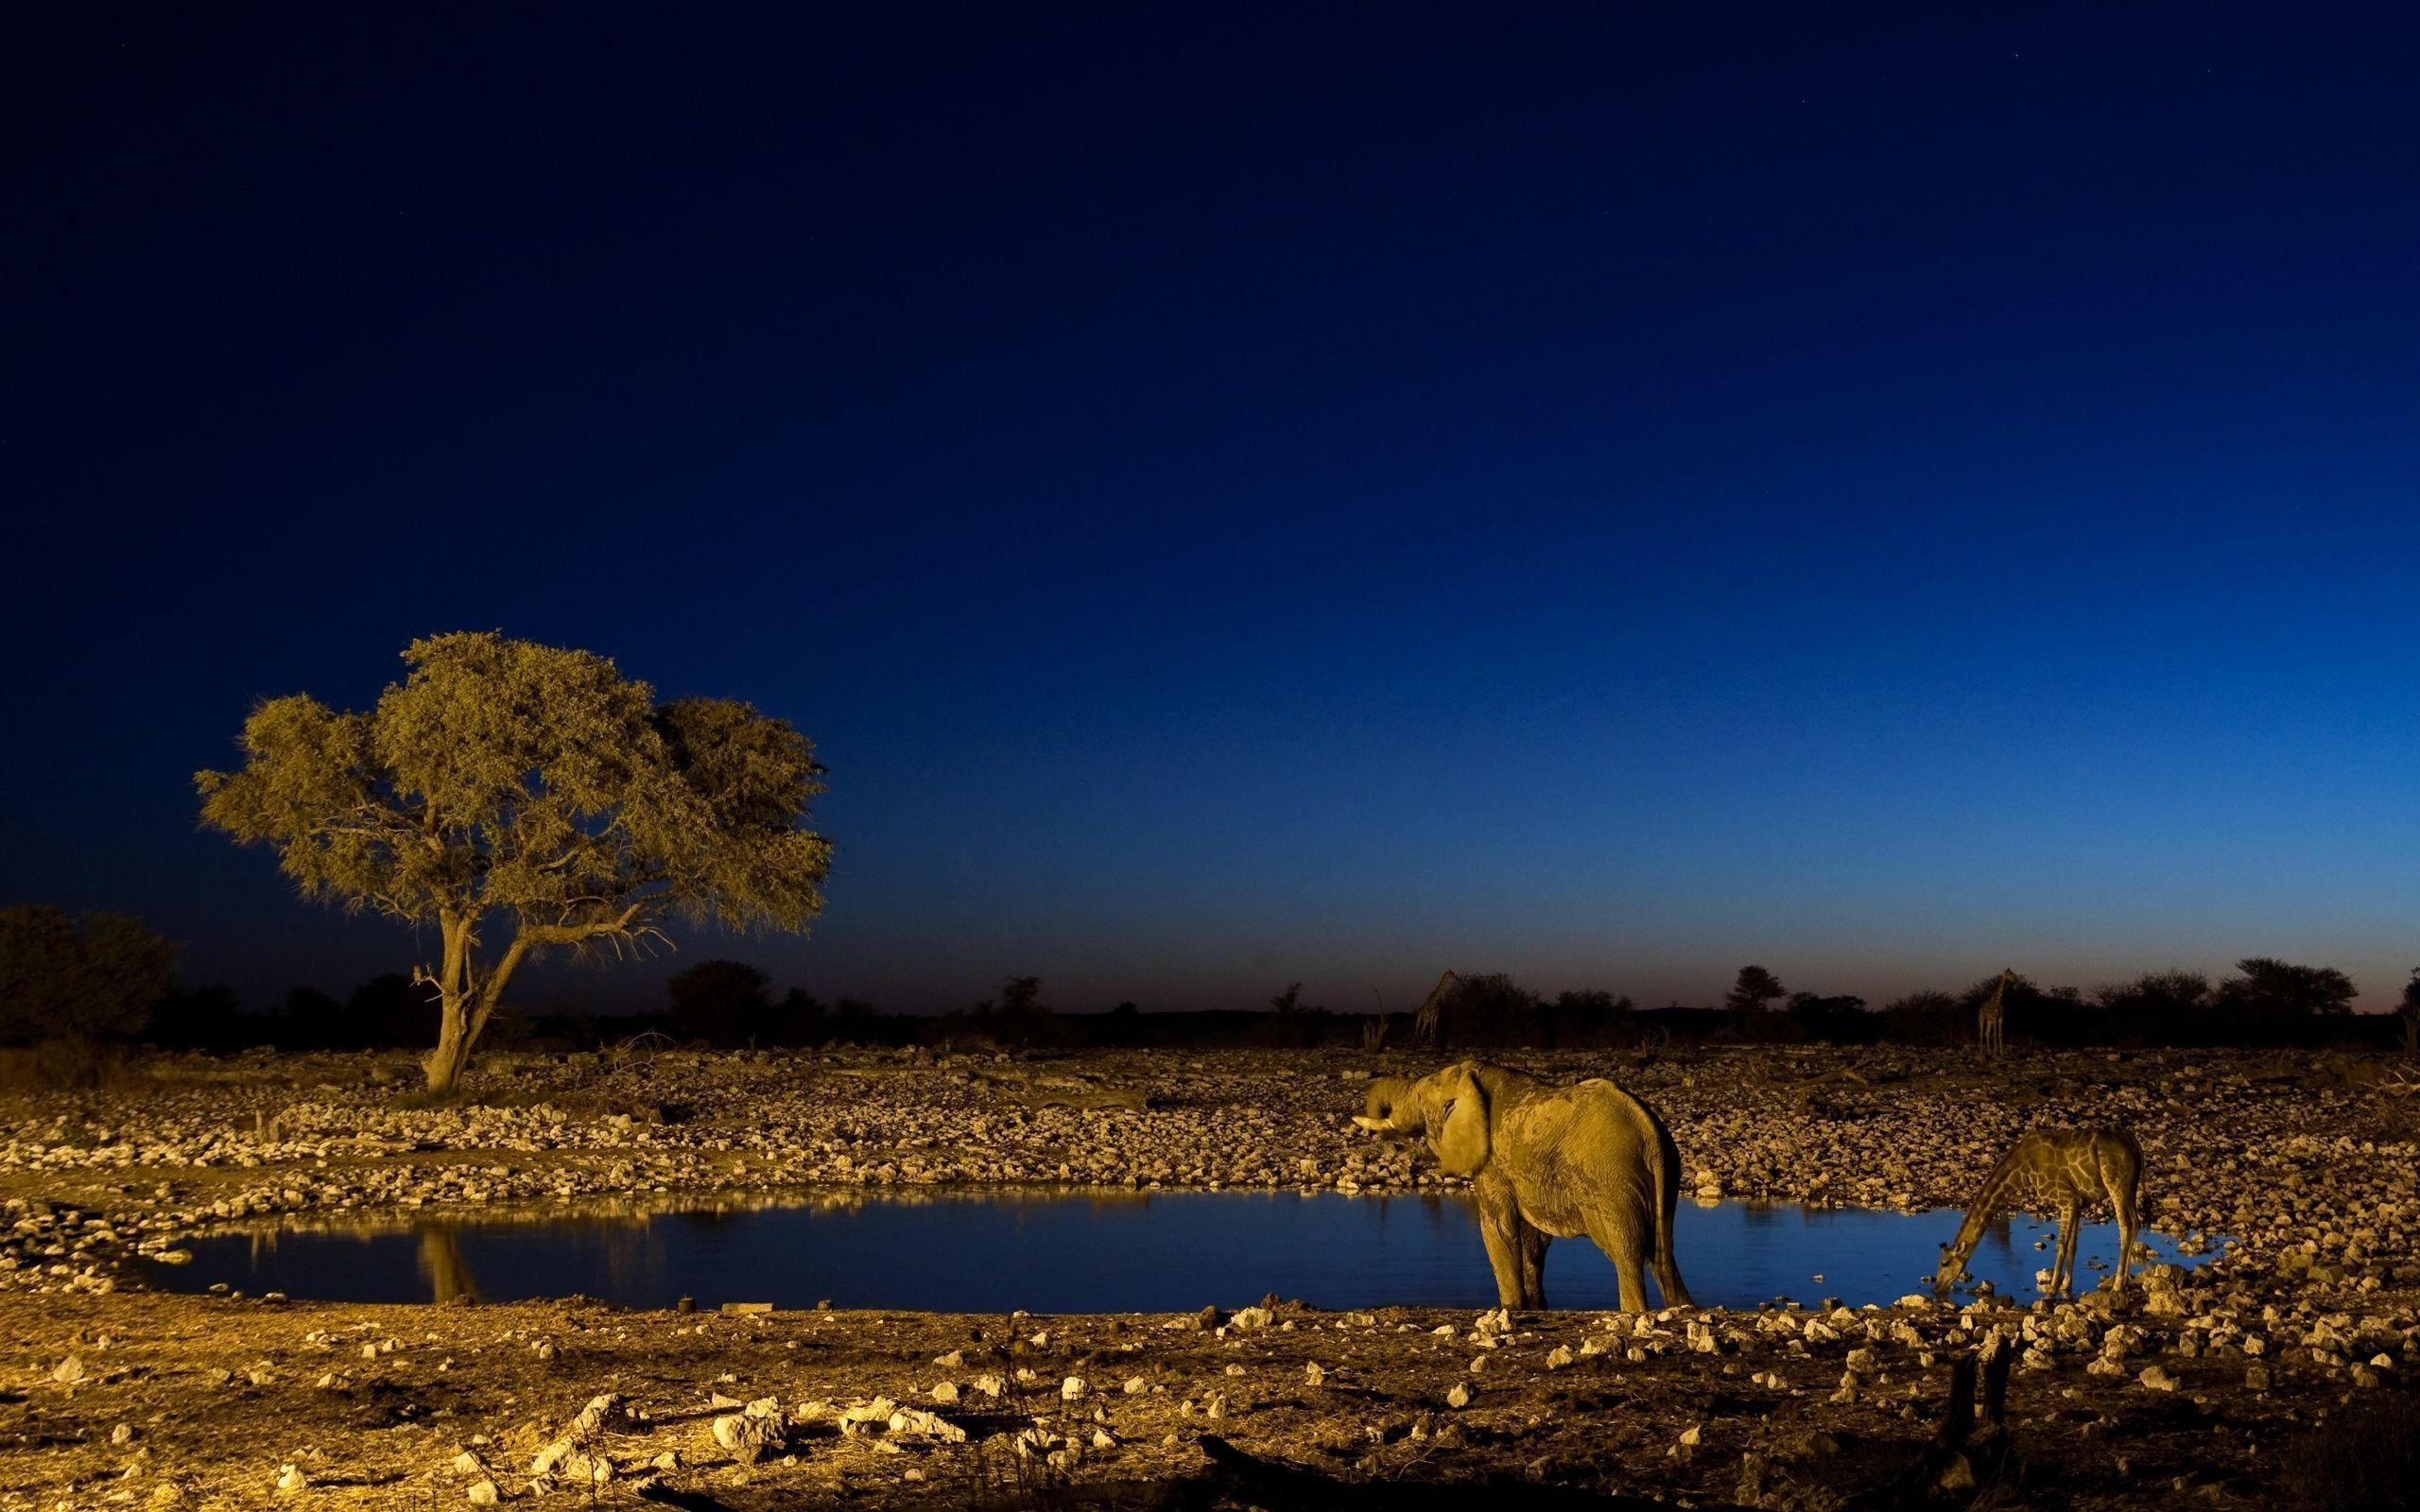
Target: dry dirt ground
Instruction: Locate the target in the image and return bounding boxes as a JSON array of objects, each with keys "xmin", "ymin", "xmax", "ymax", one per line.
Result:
[{"xmin": 1, "ymin": 1043, "xmax": 2416, "ymax": 1510}]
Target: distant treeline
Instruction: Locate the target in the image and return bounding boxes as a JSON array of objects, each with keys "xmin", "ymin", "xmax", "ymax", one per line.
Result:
[
  {"xmin": 6, "ymin": 902, "xmax": 2417, "ymax": 1058},
  {"xmin": 130, "ymin": 959, "xmax": 2420, "ymax": 1057}
]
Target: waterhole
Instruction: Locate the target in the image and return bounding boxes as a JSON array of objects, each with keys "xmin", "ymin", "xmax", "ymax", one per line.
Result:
[{"xmin": 136, "ymin": 1189, "xmax": 2216, "ymax": 1313}]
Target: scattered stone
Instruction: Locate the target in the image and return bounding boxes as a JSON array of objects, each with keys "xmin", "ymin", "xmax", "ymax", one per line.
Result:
[
  {"xmin": 534, "ymin": 1393, "xmax": 630, "ymax": 1475},
  {"xmin": 711, "ymin": 1410, "xmax": 783, "ymax": 1463},
  {"xmin": 888, "ymin": 1407, "xmax": 966, "ymax": 1442}
]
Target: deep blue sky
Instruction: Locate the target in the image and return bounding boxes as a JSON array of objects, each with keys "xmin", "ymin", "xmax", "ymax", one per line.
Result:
[{"xmin": 5, "ymin": 4, "xmax": 2416, "ymax": 1016}]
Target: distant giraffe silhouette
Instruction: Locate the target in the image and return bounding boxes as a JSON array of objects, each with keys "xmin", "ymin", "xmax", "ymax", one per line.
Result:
[
  {"xmin": 1977, "ymin": 967, "xmax": 2014, "ymax": 1059},
  {"xmin": 1410, "ymin": 970, "xmax": 1458, "ymax": 1050},
  {"xmin": 1935, "ymin": 1125, "xmax": 2141, "ymax": 1299}
]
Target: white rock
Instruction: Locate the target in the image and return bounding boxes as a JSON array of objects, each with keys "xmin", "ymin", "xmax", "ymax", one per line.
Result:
[{"xmin": 711, "ymin": 1412, "xmax": 782, "ymax": 1461}]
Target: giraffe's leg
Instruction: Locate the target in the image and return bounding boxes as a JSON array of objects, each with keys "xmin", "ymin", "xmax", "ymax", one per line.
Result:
[
  {"xmin": 2054, "ymin": 1203, "xmax": 2082, "ymax": 1297},
  {"xmin": 2113, "ymin": 1175, "xmax": 2139, "ymax": 1294}
]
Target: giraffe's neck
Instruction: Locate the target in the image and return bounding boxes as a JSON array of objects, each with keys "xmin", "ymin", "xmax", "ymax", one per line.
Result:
[{"xmin": 1943, "ymin": 1146, "xmax": 2056, "ymax": 1280}]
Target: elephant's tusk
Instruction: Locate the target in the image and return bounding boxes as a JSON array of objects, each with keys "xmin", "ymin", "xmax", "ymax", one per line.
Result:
[{"xmin": 1351, "ymin": 1115, "xmax": 1385, "ymax": 1131}]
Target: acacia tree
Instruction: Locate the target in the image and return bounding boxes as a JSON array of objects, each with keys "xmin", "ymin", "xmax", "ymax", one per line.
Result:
[
  {"xmin": 2215, "ymin": 957, "xmax": 2357, "ymax": 1034},
  {"xmin": 197, "ymin": 632, "xmax": 833, "ymax": 1091},
  {"xmin": 1724, "ymin": 965, "xmax": 1787, "ymax": 1027}
]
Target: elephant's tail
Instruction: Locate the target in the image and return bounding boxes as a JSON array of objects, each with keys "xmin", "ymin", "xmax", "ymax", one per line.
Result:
[
  {"xmin": 1616, "ymin": 1083, "xmax": 1694, "ymax": 1306},
  {"xmin": 1650, "ymin": 1115, "xmax": 1691, "ymax": 1306}
]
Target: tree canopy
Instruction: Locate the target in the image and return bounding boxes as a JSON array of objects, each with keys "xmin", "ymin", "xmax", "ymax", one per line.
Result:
[
  {"xmin": 667, "ymin": 958, "xmax": 774, "ymax": 1045},
  {"xmin": 0, "ymin": 905, "xmax": 178, "ymax": 1045},
  {"xmin": 2216, "ymin": 957, "xmax": 2357, "ymax": 1021},
  {"xmin": 1724, "ymin": 965, "xmax": 1788, "ymax": 1016},
  {"xmin": 197, "ymin": 632, "xmax": 832, "ymax": 1089}
]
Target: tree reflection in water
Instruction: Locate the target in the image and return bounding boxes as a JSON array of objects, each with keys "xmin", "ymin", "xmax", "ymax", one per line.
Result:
[{"xmin": 418, "ymin": 1225, "xmax": 475, "ymax": 1303}]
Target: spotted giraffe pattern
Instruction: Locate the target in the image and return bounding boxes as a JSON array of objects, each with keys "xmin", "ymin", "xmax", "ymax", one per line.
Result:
[{"xmin": 1935, "ymin": 1125, "xmax": 2142, "ymax": 1299}]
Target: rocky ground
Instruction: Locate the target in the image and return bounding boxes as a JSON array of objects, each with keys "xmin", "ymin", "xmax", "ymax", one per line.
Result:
[{"xmin": 1, "ymin": 1043, "xmax": 2416, "ymax": 1509}]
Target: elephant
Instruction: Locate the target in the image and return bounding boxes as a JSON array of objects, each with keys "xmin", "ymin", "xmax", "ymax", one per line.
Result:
[{"xmin": 1355, "ymin": 1060, "xmax": 1691, "ymax": 1313}]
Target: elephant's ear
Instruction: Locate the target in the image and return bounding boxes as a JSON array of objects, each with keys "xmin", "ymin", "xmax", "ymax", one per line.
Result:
[{"xmin": 1431, "ymin": 1064, "xmax": 1491, "ymax": 1177}]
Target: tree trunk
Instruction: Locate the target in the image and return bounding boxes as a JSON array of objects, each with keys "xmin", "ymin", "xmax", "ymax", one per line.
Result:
[
  {"xmin": 422, "ymin": 992, "xmax": 478, "ymax": 1092},
  {"xmin": 419, "ymin": 935, "xmax": 533, "ymax": 1091}
]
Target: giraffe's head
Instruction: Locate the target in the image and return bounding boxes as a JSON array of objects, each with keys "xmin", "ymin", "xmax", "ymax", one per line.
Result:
[{"xmin": 1932, "ymin": 1241, "xmax": 1969, "ymax": 1297}]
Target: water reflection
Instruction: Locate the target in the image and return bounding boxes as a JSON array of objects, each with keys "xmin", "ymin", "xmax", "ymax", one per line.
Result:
[
  {"xmin": 142, "ymin": 1188, "xmax": 2217, "ymax": 1313},
  {"xmin": 419, "ymin": 1227, "xmax": 475, "ymax": 1303}
]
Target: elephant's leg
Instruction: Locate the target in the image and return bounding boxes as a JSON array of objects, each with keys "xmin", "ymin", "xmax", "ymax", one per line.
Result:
[
  {"xmin": 1584, "ymin": 1211, "xmax": 1650, "ymax": 1314},
  {"xmin": 1474, "ymin": 1194, "xmax": 1527, "ymax": 1310},
  {"xmin": 1516, "ymin": 1219, "xmax": 1551, "ymax": 1310}
]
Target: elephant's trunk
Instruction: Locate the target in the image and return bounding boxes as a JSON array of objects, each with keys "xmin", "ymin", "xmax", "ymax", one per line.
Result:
[{"xmin": 1355, "ymin": 1075, "xmax": 1414, "ymax": 1133}]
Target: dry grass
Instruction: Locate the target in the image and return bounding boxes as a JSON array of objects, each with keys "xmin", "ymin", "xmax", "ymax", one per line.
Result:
[{"xmin": 2279, "ymin": 1395, "xmax": 2420, "ymax": 1512}]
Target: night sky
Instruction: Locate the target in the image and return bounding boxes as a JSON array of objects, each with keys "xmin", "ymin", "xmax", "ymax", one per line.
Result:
[{"xmin": 5, "ymin": 5, "xmax": 2417, "ymax": 1016}]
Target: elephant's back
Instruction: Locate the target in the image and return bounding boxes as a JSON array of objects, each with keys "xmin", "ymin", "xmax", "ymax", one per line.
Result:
[{"xmin": 1573, "ymin": 1076, "xmax": 1675, "ymax": 1136}]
